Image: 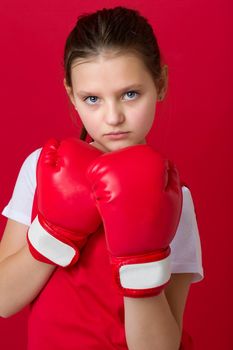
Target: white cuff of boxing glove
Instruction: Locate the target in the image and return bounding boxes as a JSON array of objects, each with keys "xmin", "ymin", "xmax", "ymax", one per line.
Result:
[
  {"xmin": 119, "ymin": 255, "xmax": 171, "ymax": 289},
  {"xmin": 28, "ymin": 216, "xmax": 76, "ymax": 267}
]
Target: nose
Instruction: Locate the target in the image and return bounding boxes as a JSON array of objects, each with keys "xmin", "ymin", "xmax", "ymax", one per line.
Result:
[{"xmin": 104, "ymin": 101, "xmax": 125, "ymax": 125}]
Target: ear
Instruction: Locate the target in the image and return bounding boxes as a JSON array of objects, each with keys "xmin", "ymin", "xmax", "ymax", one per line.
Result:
[
  {"xmin": 63, "ymin": 78, "xmax": 76, "ymax": 107},
  {"xmin": 157, "ymin": 65, "xmax": 168, "ymax": 101}
]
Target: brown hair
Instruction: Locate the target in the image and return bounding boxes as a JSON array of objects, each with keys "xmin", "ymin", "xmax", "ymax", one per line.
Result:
[{"xmin": 63, "ymin": 6, "xmax": 166, "ymax": 141}]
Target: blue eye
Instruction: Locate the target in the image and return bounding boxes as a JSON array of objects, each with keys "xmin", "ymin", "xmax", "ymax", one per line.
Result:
[
  {"xmin": 84, "ymin": 96, "xmax": 98, "ymax": 105},
  {"xmin": 83, "ymin": 90, "xmax": 139, "ymax": 105},
  {"xmin": 123, "ymin": 91, "xmax": 139, "ymax": 100}
]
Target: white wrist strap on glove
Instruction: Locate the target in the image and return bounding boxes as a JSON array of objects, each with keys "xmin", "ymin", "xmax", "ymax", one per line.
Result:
[
  {"xmin": 28, "ymin": 216, "xmax": 76, "ymax": 267},
  {"xmin": 119, "ymin": 255, "xmax": 171, "ymax": 289}
]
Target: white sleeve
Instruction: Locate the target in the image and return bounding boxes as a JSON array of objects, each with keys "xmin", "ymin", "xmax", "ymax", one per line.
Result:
[
  {"xmin": 170, "ymin": 186, "xmax": 204, "ymax": 284},
  {"xmin": 1, "ymin": 148, "xmax": 42, "ymax": 226}
]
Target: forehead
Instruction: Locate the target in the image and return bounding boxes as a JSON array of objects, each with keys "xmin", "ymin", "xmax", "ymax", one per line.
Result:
[
  {"xmin": 71, "ymin": 49, "xmax": 144, "ymax": 67},
  {"xmin": 71, "ymin": 51, "xmax": 150, "ymax": 83}
]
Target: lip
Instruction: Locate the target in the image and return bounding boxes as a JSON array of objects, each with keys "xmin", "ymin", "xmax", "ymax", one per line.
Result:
[
  {"xmin": 105, "ymin": 131, "xmax": 129, "ymax": 135},
  {"xmin": 104, "ymin": 131, "xmax": 130, "ymax": 140}
]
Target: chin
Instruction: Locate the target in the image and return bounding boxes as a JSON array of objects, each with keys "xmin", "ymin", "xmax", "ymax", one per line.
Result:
[{"xmin": 106, "ymin": 141, "xmax": 136, "ymax": 153}]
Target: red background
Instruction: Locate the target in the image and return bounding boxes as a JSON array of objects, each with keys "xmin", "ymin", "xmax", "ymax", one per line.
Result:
[{"xmin": 0, "ymin": 1, "xmax": 232, "ymax": 349}]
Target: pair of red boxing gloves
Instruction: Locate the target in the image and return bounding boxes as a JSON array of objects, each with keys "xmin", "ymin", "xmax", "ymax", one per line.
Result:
[{"xmin": 27, "ymin": 137, "xmax": 183, "ymax": 298}]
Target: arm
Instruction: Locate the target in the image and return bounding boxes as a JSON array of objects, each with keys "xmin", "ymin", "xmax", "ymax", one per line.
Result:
[
  {"xmin": 0, "ymin": 219, "xmax": 55, "ymax": 318},
  {"xmin": 124, "ymin": 273, "xmax": 193, "ymax": 350},
  {"xmin": 0, "ymin": 138, "xmax": 103, "ymax": 316}
]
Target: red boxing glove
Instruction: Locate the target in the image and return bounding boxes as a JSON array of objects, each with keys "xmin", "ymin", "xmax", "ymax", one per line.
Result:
[
  {"xmin": 27, "ymin": 138, "xmax": 103, "ymax": 267},
  {"xmin": 87, "ymin": 144, "xmax": 183, "ymax": 297}
]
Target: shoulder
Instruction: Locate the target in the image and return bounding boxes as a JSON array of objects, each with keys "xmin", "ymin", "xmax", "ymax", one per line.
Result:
[
  {"xmin": 181, "ymin": 184, "xmax": 194, "ymax": 199},
  {"xmin": 21, "ymin": 148, "xmax": 42, "ymax": 173},
  {"xmin": 1, "ymin": 147, "xmax": 42, "ymax": 226},
  {"xmin": 18, "ymin": 147, "xmax": 42, "ymax": 183},
  {"xmin": 170, "ymin": 184, "xmax": 204, "ymax": 283},
  {"xmin": 180, "ymin": 185, "xmax": 198, "ymax": 231},
  {"xmin": 14, "ymin": 147, "xmax": 42, "ymax": 195}
]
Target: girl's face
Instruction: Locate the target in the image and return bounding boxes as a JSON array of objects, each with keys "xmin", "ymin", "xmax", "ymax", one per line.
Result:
[{"xmin": 64, "ymin": 52, "xmax": 164, "ymax": 153}]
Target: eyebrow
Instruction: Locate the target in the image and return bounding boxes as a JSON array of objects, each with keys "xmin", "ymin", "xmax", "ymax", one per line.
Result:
[{"xmin": 76, "ymin": 84, "xmax": 144, "ymax": 96}]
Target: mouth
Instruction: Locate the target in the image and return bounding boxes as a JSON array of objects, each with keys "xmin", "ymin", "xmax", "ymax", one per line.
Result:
[
  {"xmin": 105, "ymin": 131, "xmax": 129, "ymax": 135},
  {"xmin": 104, "ymin": 131, "xmax": 130, "ymax": 140}
]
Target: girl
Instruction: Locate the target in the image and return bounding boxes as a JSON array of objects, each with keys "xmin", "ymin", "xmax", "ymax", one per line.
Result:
[{"xmin": 0, "ymin": 6, "xmax": 204, "ymax": 350}]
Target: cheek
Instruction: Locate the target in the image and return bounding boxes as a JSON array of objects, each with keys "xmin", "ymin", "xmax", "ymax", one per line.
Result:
[
  {"xmin": 133, "ymin": 100, "xmax": 156, "ymax": 128},
  {"xmin": 79, "ymin": 113, "xmax": 102, "ymax": 140},
  {"xmin": 79, "ymin": 115, "xmax": 95, "ymax": 131},
  {"xmin": 75, "ymin": 105, "xmax": 95, "ymax": 129}
]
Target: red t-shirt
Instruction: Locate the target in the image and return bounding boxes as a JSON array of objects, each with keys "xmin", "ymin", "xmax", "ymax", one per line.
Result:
[{"xmin": 27, "ymin": 190, "xmax": 193, "ymax": 349}]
